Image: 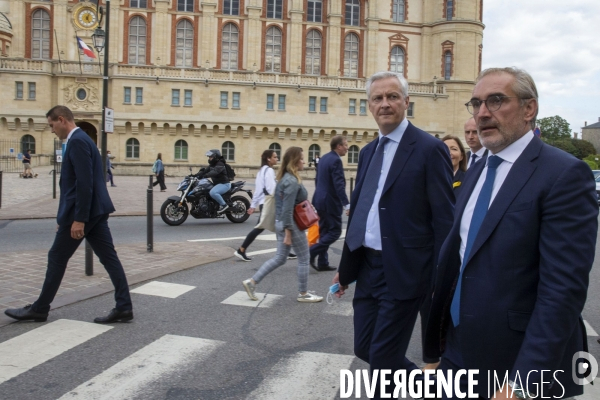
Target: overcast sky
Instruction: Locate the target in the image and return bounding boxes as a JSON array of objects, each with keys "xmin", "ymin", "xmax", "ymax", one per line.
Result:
[{"xmin": 481, "ymin": 0, "xmax": 600, "ymax": 135}]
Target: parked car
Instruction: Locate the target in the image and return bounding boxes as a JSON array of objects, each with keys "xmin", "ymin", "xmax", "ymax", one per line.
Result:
[
  {"xmin": 595, "ymin": 175, "xmax": 600, "ymax": 206},
  {"xmin": 593, "ymin": 170, "xmax": 600, "ymax": 179}
]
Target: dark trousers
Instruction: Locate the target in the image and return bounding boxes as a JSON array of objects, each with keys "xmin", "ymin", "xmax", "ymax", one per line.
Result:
[
  {"xmin": 32, "ymin": 213, "xmax": 132, "ymax": 314},
  {"xmin": 419, "ymin": 283, "xmax": 440, "ymax": 363},
  {"xmin": 436, "ymin": 355, "xmax": 487, "ymax": 399},
  {"xmin": 241, "ymin": 204, "xmax": 264, "ymax": 250},
  {"xmin": 153, "ymin": 170, "xmax": 166, "ymax": 190},
  {"xmin": 353, "ymin": 249, "xmax": 424, "ymax": 399},
  {"xmin": 107, "ymin": 169, "xmax": 114, "ymax": 185},
  {"xmin": 309, "ymin": 207, "xmax": 342, "ymax": 266}
]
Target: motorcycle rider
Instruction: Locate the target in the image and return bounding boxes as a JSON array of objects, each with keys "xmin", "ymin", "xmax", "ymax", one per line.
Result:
[{"xmin": 195, "ymin": 149, "xmax": 231, "ymax": 213}]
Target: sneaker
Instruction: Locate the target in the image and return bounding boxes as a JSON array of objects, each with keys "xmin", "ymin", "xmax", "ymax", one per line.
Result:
[
  {"xmin": 287, "ymin": 253, "xmax": 297, "ymax": 260},
  {"xmin": 217, "ymin": 205, "xmax": 229, "ymax": 214},
  {"xmin": 234, "ymin": 249, "xmax": 252, "ymax": 262},
  {"xmin": 242, "ymin": 279, "xmax": 258, "ymax": 301},
  {"xmin": 297, "ymin": 291, "xmax": 323, "ymax": 303}
]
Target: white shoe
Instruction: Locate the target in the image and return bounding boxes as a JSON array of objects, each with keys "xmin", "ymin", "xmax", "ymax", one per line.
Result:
[
  {"xmin": 242, "ymin": 279, "xmax": 258, "ymax": 301},
  {"xmin": 297, "ymin": 291, "xmax": 323, "ymax": 303}
]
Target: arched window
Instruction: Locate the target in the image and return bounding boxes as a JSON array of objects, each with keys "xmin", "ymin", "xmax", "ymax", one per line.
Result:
[
  {"xmin": 393, "ymin": 0, "xmax": 405, "ymax": 23},
  {"xmin": 446, "ymin": 0, "xmax": 453, "ymax": 20},
  {"xmin": 267, "ymin": 0, "xmax": 283, "ymax": 19},
  {"xmin": 128, "ymin": 16, "xmax": 146, "ymax": 65},
  {"xmin": 222, "ymin": 141, "xmax": 235, "ymax": 161},
  {"xmin": 269, "ymin": 143, "xmax": 281, "ymax": 159},
  {"xmin": 390, "ymin": 46, "xmax": 405, "ymax": 75},
  {"xmin": 343, "ymin": 33, "xmax": 359, "ymax": 78},
  {"xmin": 345, "ymin": 0, "xmax": 360, "ymax": 26},
  {"xmin": 444, "ymin": 51, "xmax": 452, "ymax": 80},
  {"xmin": 176, "ymin": 19, "xmax": 193, "ymax": 67},
  {"xmin": 223, "ymin": 0, "xmax": 239, "ymax": 15},
  {"xmin": 31, "ymin": 9, "xmax": 50, "ymax": 59},
  {"xmin": 21, "ymin": 135, "xmax": 36, "ymax": 154},
  {"xmin": 305, "ymin": 30, "xmax": 322, "ymax": 75},
  {"xmin": 307, "ymin": 0, "xmax": 322, "ymax": 22},
  {"xmin": 309, "ymin": 144, "xmax": 320, "ymax": 162},
  {"xmin": 175, "ymin": 140, "xmax": 188, "ymax": 160},
  {"xmin": 348, "ymin": 145, "xmax": 359, "ymax": 164},
  {"xmin": 126, "ymin": 138, "xmax": 140, "ymax": 158},
  {"xmin": 221, "ymin": 23, "xmax": 239, "ymax": 70},
  {"xmin": 265, "ymin": 26, "xmax": 282, "ymax": 73}
]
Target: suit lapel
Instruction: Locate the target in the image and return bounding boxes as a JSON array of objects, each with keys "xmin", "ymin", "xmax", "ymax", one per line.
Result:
[
  {"xmin": 381, "ymin": 122, "xmax": 416, "ymax": 196},
  {"xmin": 465, "ymin": 138, "xmax": 541, "ymax": 266}
]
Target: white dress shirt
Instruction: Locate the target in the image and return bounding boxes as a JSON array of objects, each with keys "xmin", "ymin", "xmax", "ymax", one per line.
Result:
[
  {"xmin": 459, "ymin": 131, "xmax": 534, "ymax": 263},
  {"xmin": 467, "ymin": 146, "xmax": 487, "ymax": 169},
  {"xmin": 363, "ymin": 118, "xmax": 409, "ymax": 250}
]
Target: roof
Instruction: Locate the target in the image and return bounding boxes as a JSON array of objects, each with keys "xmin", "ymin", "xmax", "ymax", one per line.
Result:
[
  {"xmin": 583, "ymin": 121, "xmax": 600, "ymax": 129},
  {"xmin": 0, "ymin": 12, "xmax": 11, "ymax": 34}
]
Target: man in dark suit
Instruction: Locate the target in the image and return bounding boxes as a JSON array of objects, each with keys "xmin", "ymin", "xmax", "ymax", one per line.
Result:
[
  {"xmin": 333, "ymin": 71, "xmax": 455, "ymax": 397},
  {"xmin": 309, "ymin": 136, "xmax": 350, "ymax": 272},
  {"xmin": 465, "ymin": 117, "xmax": 487, "ymax": 169},
  {"xmin": 424, "ymin": 67, "xmax": 598, "ymax": 399},
  {"xmin": 5, "ymin": 106, "xmax": 133, "ymax": 324}
]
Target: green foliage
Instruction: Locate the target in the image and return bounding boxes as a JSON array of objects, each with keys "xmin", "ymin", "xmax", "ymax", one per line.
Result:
[
  {"xmin": 549, "ymin": 139, "xmax": 578, "ymax": 156},
  {"xmin": 538, "ymin": 115, "xmax": 571, "ymax": 141},
  {"xmin": 571, "ymin": 140, "xmax": 597, "ymax": 159},
  {"xmin": 584, "ymin": 160, "xmax": 598, "ymax": 170},
  {"xmin": 585, "ymin": 154, "xmax": 600, "ymax": 163}
]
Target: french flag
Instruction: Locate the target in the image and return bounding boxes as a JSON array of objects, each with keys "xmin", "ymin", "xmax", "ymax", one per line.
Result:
[{"xmin": 77, "ymin": 36, "xmax": 96, "ymax": 59}]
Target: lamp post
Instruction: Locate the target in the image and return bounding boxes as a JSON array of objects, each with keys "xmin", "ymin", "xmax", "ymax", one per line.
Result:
[{"xmin": 92, "ymin": 0, "xmax": 110, "ymax": 181}]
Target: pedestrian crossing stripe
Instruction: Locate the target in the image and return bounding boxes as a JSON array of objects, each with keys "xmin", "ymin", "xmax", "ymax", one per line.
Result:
[
  {"xmin": 221, "ymin": 291, "xmax": 285, "ymax": 308},
  {"xmin": 57, "ymin": 334, "xmax": 225, "ymax": 400},
  {"xmin": 130, "ymin": 281, "xmax": 196, "ymax": 298},
  {"xmin": 584, "ymin": 320, "xmax": 599, "ymax": 336},
  {"xmin": 0, "ymin": 319, "xmax": 113, "ymax": 385},
  {"xmin": 324, "ymin": 301, "xmax": 354, "ymax": 316}
]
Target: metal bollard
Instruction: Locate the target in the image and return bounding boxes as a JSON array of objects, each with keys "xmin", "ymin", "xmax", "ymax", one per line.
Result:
[
  {"xmin": 52, "ymin": 169, "xmax": 56, "ymax": 199},
  {"xmin": 0, "ymin": 170, "xmax": 3, "ymax": 209},
  {"xmin": 85, "ymin": 240, "xmax": 93, "ymax": 276},
  {"xmin": 147, "ymin": 175, "xmax": 153, "ymax": 252}
]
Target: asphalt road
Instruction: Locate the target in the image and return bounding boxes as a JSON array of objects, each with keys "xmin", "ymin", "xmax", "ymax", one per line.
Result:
[{"xmin": 1, "ymin": 216, "xmax": 600, "ymax": 399}]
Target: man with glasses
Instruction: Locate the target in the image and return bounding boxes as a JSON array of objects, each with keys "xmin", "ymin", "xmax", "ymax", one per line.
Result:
[
  {"xmin": 464, "ymin": 117, "xmax": 487, "ymax": 169},
  {"xmin": 424, "ymin": 67, "xmax": 597, "ymax": 399}
]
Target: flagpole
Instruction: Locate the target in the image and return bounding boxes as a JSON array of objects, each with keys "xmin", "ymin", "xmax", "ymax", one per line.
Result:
[
  {"xmin": 54, "ymin": 29, "xmax": 63, "ymax": 74},
  {"xmin": 75, "ymin": 35, "xmax": 83, "ymax": 75}
]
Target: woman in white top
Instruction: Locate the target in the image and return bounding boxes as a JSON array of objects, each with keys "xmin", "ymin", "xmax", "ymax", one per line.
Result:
[{"xmin": 235, "ymin": 150, "xmax": 297, "ymax": 261}]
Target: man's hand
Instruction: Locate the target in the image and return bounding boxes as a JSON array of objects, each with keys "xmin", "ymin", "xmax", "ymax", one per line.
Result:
[
  {"xmin": 345, "ymin": 209, "xmax": 350, "ymax": 216},
  {"xmin": 71, "ymin": 221, "xmax": 85, "ymax": 240},
  {"xmin": 247, "ymin": 207, "xmax": 255, "ymax": 215},
  {"xmin": 332, "ymin": 273, "xmax": 348, "ymax": 298}
]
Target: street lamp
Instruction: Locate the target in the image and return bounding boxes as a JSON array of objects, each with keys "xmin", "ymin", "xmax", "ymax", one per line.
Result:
[{"xmin": 91, "ymin": 28, "xmax": 105, "ymax": 53}]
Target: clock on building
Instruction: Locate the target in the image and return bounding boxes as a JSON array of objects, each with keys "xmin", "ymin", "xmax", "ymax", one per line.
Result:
[{"xmin": 74, "ymin": 6, "xmax": 99, "ymax": 30}]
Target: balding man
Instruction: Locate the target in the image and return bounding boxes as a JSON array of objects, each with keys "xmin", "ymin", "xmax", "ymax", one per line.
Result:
[{"xmin": 464, "ymin": 117, "xmax": 487, "ymax": 168}]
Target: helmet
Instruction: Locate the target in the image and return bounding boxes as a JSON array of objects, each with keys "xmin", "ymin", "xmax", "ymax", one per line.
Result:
[{"xmin": 205, "ymin": 149, "xmax": 221, "ymax": 158}]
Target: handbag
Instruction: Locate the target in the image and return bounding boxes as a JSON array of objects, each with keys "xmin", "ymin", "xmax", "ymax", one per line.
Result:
[
  {"xmin": 293, "ymin": 200, "xmax": 319, "ymax": 231},
  {"xmin": 254, "ymin": 167, "xmax": 276, "ymax": 232}
]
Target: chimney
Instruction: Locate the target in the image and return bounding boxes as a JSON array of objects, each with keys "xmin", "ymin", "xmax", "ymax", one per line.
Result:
[
  {"xmin": 598, "ymin": 117, "xmax": 600, "ymax": 122},
  {"xmin": 585, "ymin": 121, "xmax": 587, "ymax": 126},
  {"xmin": 574, "ymin": 132, "xmax": 578, "ymax": 139}
]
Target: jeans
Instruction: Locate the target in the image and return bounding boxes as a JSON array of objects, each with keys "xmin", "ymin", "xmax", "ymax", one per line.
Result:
[{"xmin": 210, "ymin": 183, "xmax": 231, "ymax": 206}]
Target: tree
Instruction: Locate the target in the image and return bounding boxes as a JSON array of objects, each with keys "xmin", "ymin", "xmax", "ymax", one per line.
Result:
[
  {"xmin": 538, "ymin": 115, "xmax": 571, "ymax": 141},
  {"xmin": 571, "ymin": 139, "xmax": 596, "ymax": 160}
]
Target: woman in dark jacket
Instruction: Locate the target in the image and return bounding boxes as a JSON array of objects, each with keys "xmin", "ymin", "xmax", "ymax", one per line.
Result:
[
  {"xmin": 442, "ymin": 134, "xmax": 467, "ymax": 194},
  {"xmin": 152, "ymin": 153, "xmax": 167, "ymax": 191},
  {"xmin": 196, "ymin": 149, "xmax": 231, "ymax": 213},
  {"xmin": 242, "ymin": 147, "xmax": 323, "ymax": 303}
]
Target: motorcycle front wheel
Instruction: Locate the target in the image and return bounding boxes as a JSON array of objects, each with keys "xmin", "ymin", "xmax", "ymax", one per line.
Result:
[
  {"xmin": 226, "ymin": 196, "xmax": 251, "ymax": 223},
  {"xmin": 160, "ymin": 199, "xmax": 189, "ymax": 226}
]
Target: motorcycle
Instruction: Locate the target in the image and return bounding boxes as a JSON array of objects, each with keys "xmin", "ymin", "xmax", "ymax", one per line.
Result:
[{"xmin": 160, "ymin": 169, "xmax": 253, "ymax": 226}]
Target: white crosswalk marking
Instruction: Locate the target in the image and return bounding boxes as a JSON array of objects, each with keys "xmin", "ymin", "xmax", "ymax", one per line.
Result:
[
  {"xmin": 246, "ymin": 351, "xmax": 355, "ymax": 399},
  {"xmin": 324, "ymin": 301, "xmax": 354, "ymax": 316},
  {"xmin": 222, "ymin": 291, "xmax": 285, "ymax": 308},
  {"xmin": 130, "ymin": 281, "xmax": 196, "ymax": 298},
  {"xmin": 0, "ymin": 319, "xmax": 113, "ymax": 385},
  {"xmin": 58, "ymin": 334, "xmax": 224, "ymax": 400},
  {"xmin": 584, "ymin": 320, "xmax": 598, "ymax": 336}
]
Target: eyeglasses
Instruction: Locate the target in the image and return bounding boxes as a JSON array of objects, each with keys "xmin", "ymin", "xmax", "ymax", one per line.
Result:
[{"xmin": 465, "ymin": 95, "xmax": 526, "ymax": 115}]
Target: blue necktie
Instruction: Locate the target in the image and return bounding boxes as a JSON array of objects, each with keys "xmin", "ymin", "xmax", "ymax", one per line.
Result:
[
  {"xmin": 62, "ymin": 142, "xmax": 67, "ymax": 158},
  {"xmin": 469, "ymin": 153, "xmax": 478, "ymax": 169},
  {"xmin": 450, "ymin": 155, "xmax": 504, "ymax": 326},
  {"xmin": 345, "ymin": 136, "xmax": 389, "ymax": 252}
]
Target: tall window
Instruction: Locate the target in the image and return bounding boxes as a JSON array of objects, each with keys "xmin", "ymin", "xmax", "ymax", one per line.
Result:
[
  {"xmin": 135, "ymin": 87, "xmax": 143, "ymax": 104},
  {"xmin": 348, "ymin": 145, "xmax": 359, "ymax": 164},
  {"xmin": 128, "ymin": 16, "xmax": 146, "ymax": 65},
  {"xmin": 178, "ymin": 0, "xmax": 193, "ymax": 12},
  {"xmin": 223, "ymin": 0, "xmax": 239, "ymax": 15},
  {"xmin": 278, "ymin": 95, "xmax": 286, "ymax": 110},
  {"xmin": 220, "ymin": 92, "xmax": 229, "ymax": 108},
  {"xmin": 124, "ymin": 87, "xmax": 131, "ymax": 103},
  {"xmin": 349, "ymin": 99, "xmax": 356, "ymax": 114},
  {"xmin": 444, "ymin": 51, "xmax": 452, "ymax": 80},
  {"xmin": 407, "ymin": 102, "xmax": 414, "ymax": 117},
  {"xmin": 175, "ymin": 140, "xmax": 188, "ymax": 160},
  {"xmin": 360, "ymin": 99, "xmax": 367, "ymax": 115},
  {"xmin": 28, "ymin": 82, "xmax": 36, "ymax": 100},
  {"xmin": 221, "ymin": 23, "xmax": 239, "ymax": 70},
  {"xmin": 307, "ymin": 0, "xmax": 322, "ymax": 22},
  {"xmin": 309, "ymin": 144, "xmax": 321, "ymax": 162},
  {"xmin": 126, "ymin": 138, "xmax": 140, "ymax": 158},
  {"xmin": 390, "ymin": 46, "xmax": 405, "ymax": 75},
  {"xmin": 393, "ymin": 0, "xmax": 405, "ymax": 22},
  {"xmin": 309, "ymin": 96, "xmax": 316, "ymax": 112},
  {"xmin": 21, "ymin": 135, "xmax": 36, "ymax": 154},
  {"xmin": 31, "ymin": 9, "xmax": 50, "ymax": 59},
  {"xmin": 176, "ymin": 19, "xmax": 193, "ymax": 67},
  {"xmin": 265, "ymin": 26, "xmax": 282, "ymax": 73},
  {"xmin": 446, "ymin": 0, "xmax": 453, "ymax": 20},
  {"xmin": 222, "ymin": 141, "xmax": 235, "ymax": 161},
  {"xmin": 232, "ymin": 92, "xmax": 240, "ymax": 108},
  {"xmin": 345, "ymin": 0, "xmax": 360, "ymax": 26},
  {"xmin": 184, "ymin": 89, "xmax": 192, "ymax": 106},
  {"xmin": 172, "ymin": 89, "xmax": 180, "ymax": 105},
  {"xmin": 305, "ymin": 30, "xmax": 321, "ymax": 75},
  {"xmin": 266, "ymin": 94, "xmax": 274, "ymax": 110},
  {"xmin": 320, "ymin": 97, "xmax": 328, "ymax": 112},
  {"xmin": 16, "ymin": 82, "xmax": 23, "ymax": 99},
  {"xmin": 130, "ymin": 0, "xmax": 147, "ymax": 8},
  {"xmin": 267, "ymin": 0, "xmax": 283, "ymax": 19},
  {"xmin": 344, "ymin": 33, "xmax": 359, "ymax": 77},
  {"xmin": 269, "ymin": 143, "xmax": 281, "ymax": 159}
]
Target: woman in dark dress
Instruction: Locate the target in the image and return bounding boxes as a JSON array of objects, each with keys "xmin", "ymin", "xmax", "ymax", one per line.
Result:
[{"xmin": 442, "ymin": 134, "xmax": 467, "ymax": 194}]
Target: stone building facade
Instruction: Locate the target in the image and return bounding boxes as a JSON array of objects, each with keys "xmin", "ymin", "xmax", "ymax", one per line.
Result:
[
  {"xmin": 0, "ymin": 0, "xmax": 484, "ymax": 172},
  {"xmin": 581, "ymin": 120, "xmax": 600, "ymax": 154}
]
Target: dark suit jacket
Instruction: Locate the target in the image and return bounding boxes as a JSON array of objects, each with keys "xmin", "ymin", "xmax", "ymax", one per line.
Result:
[
  {"xmin": 312, "ymin": 150, "xmax": 349, "ymax": 214},
  {"xmin": 338, "ymin": 121, "xmax": 455, "ymax": 300},
  {"xmin": 57, "ymin": 128, "xmax": 115, "ymax": 226},
  {"xmin": 424, "ymin": 138, "xmax": 598, "ymax": 397}
]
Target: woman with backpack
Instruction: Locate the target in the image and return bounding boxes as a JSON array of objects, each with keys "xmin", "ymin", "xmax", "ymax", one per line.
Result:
[
  {"xmin": 234, "ymin": 150, "xmax": 296, "ymax": 262},
  {"xmin": 152, "ymin": 153, "xmax": 167, "ymax": 191}
]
